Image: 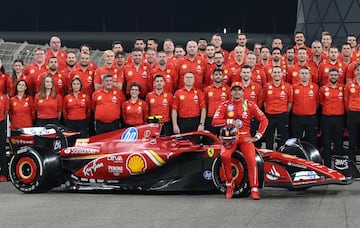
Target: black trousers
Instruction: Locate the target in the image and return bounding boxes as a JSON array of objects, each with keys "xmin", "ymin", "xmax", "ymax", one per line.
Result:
[
  {"xmin": 205, "ymin": 116, "xmax": 221, "ymax": 136},
  {"xmin": 0, "ymin": 120, "xmax": 7, "ymax": 176},
  {"xmin": 347, "ymin": 111, "xmax": 359, "ymax": 162},
  {"xmin": 264, "ymin": 112, "xmax": 289, "ymax": 150},
  {"xmin": 66, "ymin": 119, "xmax": 89, "ymax": 138},
  {"xmin": 178, "ymin": 117, "xmax": 200, "ymax": 133},
  {"xmin": 95, "ymin": 119, "xmax": 120, "ymax": 135},
  {"xmin": 35, "ymin": 118, "xmax": 60, "ymax": 127},
  {"xmin": 321, "ymin": 115, "xmax": 345, "ymax": 167},
  {"xmin": 290, "ymin": 114, "xmax": 317, "ymax": 147}
]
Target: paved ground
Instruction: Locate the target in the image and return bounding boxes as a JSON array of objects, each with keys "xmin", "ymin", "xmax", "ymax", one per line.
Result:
[{"xmin": 1, "ymin": 181, "xmax": 360, "ymax": 228}]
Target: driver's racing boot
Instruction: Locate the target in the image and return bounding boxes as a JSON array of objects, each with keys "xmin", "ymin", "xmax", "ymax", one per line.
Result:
[
  {"xmin": 251, "ymin": 187, "xmax": 260, "ymax": 200},
  {"xmin": 225, "ymin": 182, "xmax": 234, "ymax": 199}
]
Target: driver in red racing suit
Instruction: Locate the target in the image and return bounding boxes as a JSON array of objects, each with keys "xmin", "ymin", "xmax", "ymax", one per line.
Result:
[{"xmin": 212, "ymin": 81, "xmax": 268, "ymax": 200}]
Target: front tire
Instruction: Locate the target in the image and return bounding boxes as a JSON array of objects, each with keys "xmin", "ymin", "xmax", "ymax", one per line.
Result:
[
  {"xmin": 212, "ymin": 151, "xmax": 250, "ymax": 197},
  {"xmin": 9, "ymin": 146, "xmax": 61, "ymax": 193}
]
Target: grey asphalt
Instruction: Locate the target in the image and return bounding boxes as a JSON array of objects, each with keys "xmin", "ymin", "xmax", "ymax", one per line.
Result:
[{"xmin": 1, "ymin": 181, "xmax": 360, "ymax": 228}]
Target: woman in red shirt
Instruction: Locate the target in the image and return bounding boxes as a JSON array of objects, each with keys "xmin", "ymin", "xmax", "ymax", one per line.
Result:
[
  {"xmin": 9, "ymin": 80, "xmax": 35, "ymax": 135},
  {"xmin": 34, "ymin": 75, "xmax": 62, "ymax": 126},
  {"xmin": 63, "ymin": 77, "xmax": 91, "ymax": 137},
  {"xmin": 122, "ymin": 82, "xmax": 148, "ymax": 127},
  {"xmin": 8, "ymin": 59, "xmax": 31, "ymax": 97}
]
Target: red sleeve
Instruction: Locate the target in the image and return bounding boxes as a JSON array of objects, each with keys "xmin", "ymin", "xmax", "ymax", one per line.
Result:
[{"xmin": 211, "ymin": 102, "xmax": 228, "ymax": 127}]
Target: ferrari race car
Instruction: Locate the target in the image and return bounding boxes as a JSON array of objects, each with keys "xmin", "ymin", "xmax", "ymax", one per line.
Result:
[{"xmin": 7, "ymin": 120, "xmax": 360, "ymax": 197}]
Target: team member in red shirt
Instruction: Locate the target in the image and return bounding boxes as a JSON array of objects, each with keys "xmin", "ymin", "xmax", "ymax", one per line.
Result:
[
  {"xmin": 149, "ymin": 51, "xmax": 177, "ymax": 93},
  {"xmin": 239, "ymin": 65, "xmax": 264, "ymax": 147},
  {"xmin": 291, "ymin": 66, "xmax": 319, "ymax": 147},
  {"xmin": 318, "ymin": 46, "xmax": 347, "ymax": 86},
  {"xmin": 23, "ymin": 47, "xmax": 47, "ymax": 96},
  {"xmin": 204, "ymin": 68, "xmax": 230, "ymax": 136},
  {"xmin": 176, "ymin": 40, "xmax": 206, "ymax": 90},
  {"xmin": 263, "ymin": 66, "xmax": 293, "ymax": 150},
  {"xmin": 146, "ymin": 75, "xmax": 173, "ymax": 136},
  {"xmin": 92, "ymin": 74, "xmax": 125, "ymax": 135},
  {"xmin": 69, "ymin": 52, "xmax": 95, "ymax": 97},
  {"xmin": 94, "ymin": 50, "xmax": 123, "ymax": 91},
  {"xmin": 287, "ymin": 47, "xmax": 318, "ymax": 85},
  {"xmin": 122, "ymin": 83, "xmax": 148, "ymax": 127},
  {"xmin": 212, "ymin": 81, "xmax": 268, "ymax": 200},
  {"xmin": 8, "ymin": 59, "xmax": 32, "ymax": 97},
  {"xmin": 34, "ymin": 75, "xmax": 62, "ymax": 126},
  {"xmin": 0, "ymin": 91, "xmax": 9, "ymax": 182},
  {"xmin": 9, "ymin": 80, "xmax": 35, "ymax": 135},
  {"xmin": 245, "ymin": 52, "xmax": 267, "ymax": 87},
  {"xmin": 63, "ymin": 77, "xmax": 91, "ymax": 137},
  {"xmin": 37, "ymin": 56, "xmax": 68, "ymax": 96},
  {"xmin": 0, "ymin": 58, "xmax": 10, "ymax": 95},
  {"xmin": 172, "ymin": 72, "xmax": 206, "ymax": 134},
  {"xmin": 319, "ymin": 68, "xmax": 345, "ymax": 167},
  {"xmin": 124, "ymin": 47, "xmax": 151, "ymax": 99},
  {"xmin": 344, "ymin": 63, "xmax": 360, "ymax": 164},
  {"xmin": 45, "ymin": 36, "xmax": 67, "ymax": 71}
]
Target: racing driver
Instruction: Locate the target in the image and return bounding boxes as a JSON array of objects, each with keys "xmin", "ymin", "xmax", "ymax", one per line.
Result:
[{"xmin": 212, "ymin": 81, "xmax": 268, "ymax": 200}]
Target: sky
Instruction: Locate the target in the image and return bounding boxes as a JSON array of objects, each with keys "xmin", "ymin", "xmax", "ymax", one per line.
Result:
[{"xmin": 0, "ymin": 1, "xmax": 298, "ymax": 34}]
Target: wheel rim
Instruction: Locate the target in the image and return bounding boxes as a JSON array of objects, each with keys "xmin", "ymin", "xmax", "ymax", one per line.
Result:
[
  {"xmin": 15, "ymin": 157, "xmax": 38, "ymax": 184},
  {"xmin": 219, "ymin": 157, "xmax": 245, "ymax": 184}
]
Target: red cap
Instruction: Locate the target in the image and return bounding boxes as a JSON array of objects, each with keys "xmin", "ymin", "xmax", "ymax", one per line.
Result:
[{"xmin": 230, "ymin": 81, "xmax": 244, "ymax": 90}]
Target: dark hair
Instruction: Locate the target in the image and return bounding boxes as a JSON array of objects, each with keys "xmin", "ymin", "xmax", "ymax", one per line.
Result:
[
  {"xmin": 153, "ymin": 74, "xmax": 164, "ymax": 81},
  {"xmin": 70, "ymin": 76, "xmax": 83, "ymax": 92},
  {"xmin": 12, "ymin": 58, "xmax": 24, "ymax": 85},
  {"xmin": 14, "ymin": 80, "xmax": 30, "ymax": 97},
  {"xmin": 129, "ymin": 82, "xmax": 142, "ymax": 92}
]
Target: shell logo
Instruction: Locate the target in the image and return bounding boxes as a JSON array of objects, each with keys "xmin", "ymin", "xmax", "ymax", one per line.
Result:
[{"xmin": 126, "ymin": 154, "xmax": 147, "ymax": 175}]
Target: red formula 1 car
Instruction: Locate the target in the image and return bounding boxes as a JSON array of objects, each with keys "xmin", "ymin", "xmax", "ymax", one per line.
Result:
[{"xmin": 8, "ymin": 120, "xmax": 360, "ymax": 196}]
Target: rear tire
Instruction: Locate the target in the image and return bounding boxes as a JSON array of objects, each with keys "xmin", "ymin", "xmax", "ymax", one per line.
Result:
[
  {"xmin": 212, "ymin": 151, "xmax": 250, "ymax": 197},
  {"xmin": 9, "ymin": 146, "xmax": 61, "ymax": 193}
]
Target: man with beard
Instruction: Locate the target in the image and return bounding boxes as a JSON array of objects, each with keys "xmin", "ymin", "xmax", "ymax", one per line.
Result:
[
  {"xmin": 197, "ymin": 37, "xmax": 208, "ymax": 58},
  {"xmin": 308, "ymin": 40, "xmax": 324, "ymax": 69},
  {"xmin": 204, "ymin": 68, "xmax": 230, "ymax": 136},
  {"xmin": 319, "ymin": 68, "xmax": 345, "ymax": 167},
  {"xmin": 37, "ymin": 56, "xmax": 67, "ymax": 96},
  {"xmin": 61, "ymin": 49, "xmax": 78, "ymax": 88},
  {"xmin": 150, "ymin": 51, "xmax": 177, "ymax": 93},
  {"xmin": 293, "ymin": 31, "xmax": 312, "ymax": 58}
]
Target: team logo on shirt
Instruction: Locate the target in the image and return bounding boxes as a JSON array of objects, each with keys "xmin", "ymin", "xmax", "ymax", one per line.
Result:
[
  {"xmin": 351, "ymin": 88, "xmax": 356, "ymax": 93},
  {"xmin": 162, "ymin": 99, "xmax": 168, "ymax": 106},
  {"xmin": 112, "ymin": 96, "xmax": 117, "ymax": 103},
  {"xmin": 181, "ymin": 64, "xmax": 187, "ymax": 69},
  {"xmin": 193, "ymin": 95, "xmax": 198, "ymax": 103},
  {"xmin": 208, "ymin": 91, "xmax": 214, "ymax": 97},
  {"xmin": 294, "ymin": 89, "xmax": 300, "ymax": 94},
  {"xmin": 228, "ymin": 104, "xmax": 234, "ymax": 111},
  {"xmin": 150, "ymin": 98, "xmax": 155, "ymax": 103},
  {"xmin": 228, "ymin": 111, "xmax": 234, "ymax": 117},
  {"xmin": 69, "ymin": 99, "xmax": 73, "ymax": 103},
  {"xmin": 30, "ymin": 69, "xmax": 35, "ymax": 74},
  {"xmin": 180, "ymin": 95, "xmax": 185, "ymax": 100},
  {"xmin": 128, "ymin": 71, "xmax": 133, "ymax": 76}
]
